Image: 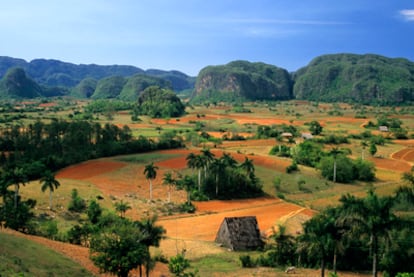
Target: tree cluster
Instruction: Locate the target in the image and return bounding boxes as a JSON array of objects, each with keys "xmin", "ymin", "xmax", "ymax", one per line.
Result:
[
  {"xmin": 242, "ymin": 189, "xmax": 414, "ymax": 277},
  {"xmin": 135, "ymin": 86, "xmax": 186, "ymax": 118},
  {"xmin": 291, "ymin": 141, "xmax": 375, "ymax": 183},
  {"xmin": 0, "ymin": 119, "xmax": 183, "ymax": 177},
  {"xmin": 183, "ymin": 150, "xmax": 263, "ymax": 200}
]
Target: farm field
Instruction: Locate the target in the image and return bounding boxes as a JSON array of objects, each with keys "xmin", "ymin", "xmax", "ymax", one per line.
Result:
[{"xmin": 4, "ymin": 100, "xmax": 414, "ymax": 276}]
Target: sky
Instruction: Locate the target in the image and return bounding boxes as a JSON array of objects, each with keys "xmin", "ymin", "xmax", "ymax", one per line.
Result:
[{"xmin": 0, "ymin": 0, "xmax": 413, "ymax": 76}]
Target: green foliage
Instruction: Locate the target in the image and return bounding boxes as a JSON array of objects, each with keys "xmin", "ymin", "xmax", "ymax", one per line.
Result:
[
  {"xmin": 318, "ymin": 155, "xmax": 355, "ymax": 183},
  {"xmin": 71, "ymin": 77, "xmax": 97, "ymax": 98},
  {"xmin": 91, "ymin": 75, "xmax": 127, "ymax": 99},
  {"xmin": 269, "ymin": 144, "xmax": 291, "ymax": 157},
  {"xmin": 137, "ymin": 86, "xmax": 186, "ymax": 118},
  {"xmin": 0, "ymin": 67, "xmax": 43, "ymax": 99},
  {"xmin": 294, "ymin": 53, "xmax": 414, "ymax": 105},
  {"xmin": 194, "ymin": 60, "xmax": 292, "ymax": 103},
  {"xmin": 0, "ymin": 232, "xmax": 94, "ymax": 276},
  {"xmin": 292, "ymin": 140, "xmax": 323, "ymax": 167},
  {"xmin": 119, "ymin": 74, "xmax": 172, "ymax": 101},
  {"xmin": 87, "ymin": 200, "xmax": 102, "ymax": 224},
  {"xmin": 169, "ymin": 252, "xmax": 198, "ymax": 277},
  {"xmin": 90, "ymin": 219, "xmax": 148, "ymax": 277},
  {"xmin": 309, "ymin": 120, "xmax": 323, "ymax": 135},
  {"xmin": 286, "ymin": 161, "xmax": 299, "ymax": 174},
  {"xmin": 369, "ymin": 142, "xmax": 378, "ymax": 156},
  {"xmin": 239, "ymin": 255, "xmax": 256, "ymax": 268},
  {"xmin": 68, "ymin": 189, "xmax": 86, "ymax": 213}
]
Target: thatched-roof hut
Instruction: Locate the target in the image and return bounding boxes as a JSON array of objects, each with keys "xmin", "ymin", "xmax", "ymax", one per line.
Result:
[{"xmin": 215, "ymin": 216, "xmax": 263, "ymax": 251}]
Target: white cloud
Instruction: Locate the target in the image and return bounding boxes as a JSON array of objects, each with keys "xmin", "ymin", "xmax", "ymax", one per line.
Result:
[{"xmin": 400, "ymin": 9, "xmax": 414, "ymax": 21}]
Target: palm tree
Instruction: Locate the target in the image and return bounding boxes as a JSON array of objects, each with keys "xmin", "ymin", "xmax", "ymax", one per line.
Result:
[
  {"xmin": 114, "ymin": 200, "xmax": 131, "ymax": 218},
  {"xmin": 40, "ymin": 171, "xmax": 61, "ymax": 210},
  {"xmin": 395, "ymin": 167, "xmax": 414, "ymax": 203},
  {"xmin": 329, "ymin": 147, "xmax": 342, "ymax": 183},
  {"xmin": 143, "ymin": 162, "xmax": 158, "ymax": 201},
  {"xmin": 136, "ymin": 215, "xmax": 166, "ymax": 277},
  {"xmin": 324, "ymin": 207, "xmax": 346, "ymax": 275},
  {"xmin": 339, "ymin": 190, "xmax": 399, "ymax": 277},
  {"xmin": 297, "ymin": 213, "xmax": 331, "ymax": 277},
  {"xmin": 300, "ymin": 207, "xmax": 346, "ymax": 276},
  {"xmin": 240, "ymin": 157, "xmax": 255, "ymax": 177},
  {"xmin": 7, "ymin": 167, "xmax": 27, "ymax": 209},
  {"xmin": 200, "ymin": 148, "xmax": 215, "ymax": 179},
  {"xmin": 361, "ymin": 140, "xmax": 368, "ymax": 160},
  {"xmin": 269, "ymin": 224, "xmax": 296, "ymax": 266},
  {"xmin": 162, "ymin": 171, "xmax": 176, "ymax": 203},
  {"xmin": 210, "ymin": 158, "xmax": 225, "ymax": 197},
  {"xmin": 186, "ymin": 153, "xmax": 204, "ymax": 191},
  {"xmin": 221, "ymin": 152, "xmax": 237, "ymax": 168}
]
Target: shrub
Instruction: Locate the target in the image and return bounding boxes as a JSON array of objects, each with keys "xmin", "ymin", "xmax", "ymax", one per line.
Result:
[
  {"xmin": 239, "ymin": 255, "xmax": 256, "ymax": 268},
  {"xmin": 68, "ymin": 189, "xmax": 86, "ymax": 213}
]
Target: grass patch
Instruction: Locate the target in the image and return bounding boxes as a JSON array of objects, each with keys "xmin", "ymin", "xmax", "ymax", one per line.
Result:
[
  {"xmin": 0, "ymin": 233, "xmax": 93, "ymax": 277},
  {"xmin": 192, "ymin": 253, "xmax": 242, "ymax": 274},
  {"xmin": 116, "ymin": 152, "xmax": 180, "ymax": 164}
]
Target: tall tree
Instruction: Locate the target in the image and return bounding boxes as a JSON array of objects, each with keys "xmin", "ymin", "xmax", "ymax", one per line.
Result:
[
  {"xmin": 200, "ymin": 148, "xmax": 215, "ymax": 179},
  {"xmin": 240, "ymin": 157, "xmax": 255, "ymax": 177},
  {"xmin": 269, "ymin": 224, "xmax": 296, "ymax": 266},
  {"xmin": 186, "ymin": 153, "xmax": 204, "ymax": 191},
  {"xmin": 297, "ymin": 213, "xmax": 331, "ymax": 277},
  {"xmin": 339, "ymin": 191, "xmax": 399, "ymax": 277},
  {"xmin": 136, "ymin": 215, "xmax": 166, "ymax": 277},
  {"xmin": 40, "ymin": 171, "xmax": 61, "ymax": 210},
  {"xmin": 90, "ymin": 219, "xmax": 148, "ymax": 277},
  {"xmin": 162, "ymin": 172, "xmax": 176, "ymax": 203},
  {"xmin": 7, "ymin": 167, "xmax": 28, "ymax": 209},
  {"xmin": 329, "ymin": 147, "xmax": 342, "ymax": 183},
  {"xmin": 114, "ymin": 200, "xmax": 131, "ymax": 218},
  {"xmin": 144, "ymin": 162, "xmax": 158, "ymax": 201},
  {"xmin": 210, "ymin": 158, "xmax": 225, "ymax": 197}
]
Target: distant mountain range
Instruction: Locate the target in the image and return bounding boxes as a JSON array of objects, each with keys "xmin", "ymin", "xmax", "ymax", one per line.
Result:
[
  {"xmin": 1, "ymin": 54, "xmax": 414, "ymax": 105},
  {"xmin": 0, "ymin": 56, "xmax": 195, "ymax": 100},
  {"xmin": 194, "ymin": 54, "xmax": 414, "ymax": 105}
]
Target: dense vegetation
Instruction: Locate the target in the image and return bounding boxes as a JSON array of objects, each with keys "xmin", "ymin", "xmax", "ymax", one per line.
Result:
[
  {"xmin": 135, "ymin": 86, "xmax": 186, "ymax": 118},
  {"xmin": 0, "ymin": 67, "xmax": 61, "ymax": 99},
  {"xmin": 2, "ymin": 54, "xmax": 414, "ymax": 105},
  {"xmin": 193, "ymin": 60, "xmax": 293, "ymax": 103},
  {"xmin": 244, "ymin": 187, "xmax": 414, "ymax": 277},
  {"xmin": 294, "ymin": 54, "xmax": 414, "ymax": 105},
  {"xmin": 0, "ymin": 56, "xmax": 195, "ymax": 91}
]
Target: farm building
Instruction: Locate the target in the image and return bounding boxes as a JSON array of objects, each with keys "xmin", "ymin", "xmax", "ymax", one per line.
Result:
[
  {"xmin": 379, "ymin": 126, "xmax": 389, "ymax": 132},
  {"xmin": 215, "ymin": 216, "xmax": 263, "ymax": 251}
]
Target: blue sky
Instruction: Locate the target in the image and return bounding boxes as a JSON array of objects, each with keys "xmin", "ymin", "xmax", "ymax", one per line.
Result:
[{"xmin": 1, "ymin": 1, "xmax": 413, "ymax": 75}]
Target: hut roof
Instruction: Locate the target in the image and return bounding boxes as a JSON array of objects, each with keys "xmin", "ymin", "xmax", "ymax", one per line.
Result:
[{"xmin": 215, "ymin": 216, "xmax": 263, "ymax": 251}]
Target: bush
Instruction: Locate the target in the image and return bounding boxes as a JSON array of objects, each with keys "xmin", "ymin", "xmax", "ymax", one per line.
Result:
[
  {"xmin": 239, "ymin": 255, "xmax": 256, "ymax": 268},
  {"xmin": 286, "ymin": 162, "xmax": 298, "ymax": 173},
  {"xmin": 68, "ymin": 189, "xmax": 86, "ymax": 213},
  {"xmin": 179, "ymin": 202, "xmax": 196, "ymax": 213}
]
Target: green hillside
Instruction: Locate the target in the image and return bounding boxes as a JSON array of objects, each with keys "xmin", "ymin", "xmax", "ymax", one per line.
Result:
[
  {"xmin": 293, "ymin": 53, "xmax": 414, "ymax": 105},
  {"xmin": 193, "ymin": 60, "xmax": 293, "ymax": 102},
  {"xmin": 0, "ymin": 56, "xmax": 194, "ymax": 92},
  {"xmin": 0, "ymin": 232, "xmax": 93, "ymax": 276},
  {"xmin": 0, "ymin": 67, "xmax": 43, "ymax": 99},
  {"xmin": 119, "ymin": 74, "xmax": 172, "ymax": 101}
]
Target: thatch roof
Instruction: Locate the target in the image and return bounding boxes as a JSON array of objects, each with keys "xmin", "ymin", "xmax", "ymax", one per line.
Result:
[{"xmin": 215, "ymin": 216, "xmax": 263, "ymax": 251}]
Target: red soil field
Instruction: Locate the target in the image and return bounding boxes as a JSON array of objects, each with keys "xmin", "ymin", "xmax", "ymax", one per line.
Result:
[
  {"xmin": 368, "ymin": 156, "xmax": 412, "ymax": 172},
  {"xmin": 56, "ymin": 160, "xmax": 127, "ymax": 180},
  {"xmin": 391, "ymin": 148, "xmax": 414, "ymax": 162}
]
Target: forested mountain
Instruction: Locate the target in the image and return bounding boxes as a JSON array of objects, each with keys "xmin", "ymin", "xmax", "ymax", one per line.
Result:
[
  {"xmin": 1, "ymin": 54, "xmax": 414, "ymax": 105},
  {"xmin": 0, "ymin": 56, "xmax": 195, "ymax": 92},
  {"xmin": 293, "ymin": 54, "xmax": 414, "ymax": 105},
  {"xmin": 0, "ymin": 67, "xmax": 46, "ymax": 99},
  {"xmin": 193, "ymin": 60, "xmax": 293, "ymax": 102}
]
